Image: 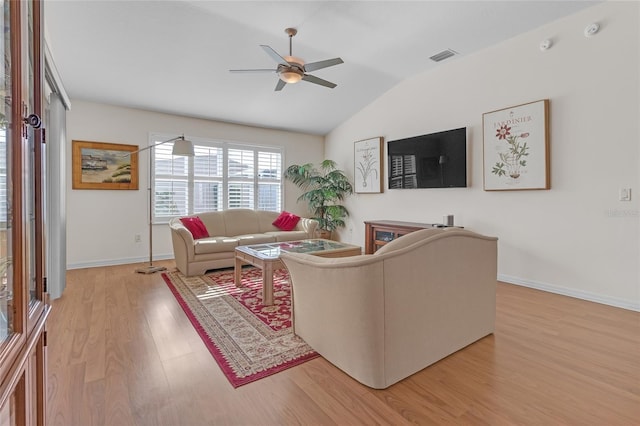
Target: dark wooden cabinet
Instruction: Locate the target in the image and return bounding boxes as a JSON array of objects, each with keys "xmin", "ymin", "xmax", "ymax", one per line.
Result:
[
  {"xmin": 364, "ymin": 220, "xmax": 436, "ymax": 254},
  {"xmin": 365, "ymin": 220, "xmax": 464, "ymax": 253}
]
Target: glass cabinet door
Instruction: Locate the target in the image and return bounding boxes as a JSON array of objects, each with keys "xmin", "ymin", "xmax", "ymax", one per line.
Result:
[
  {"xmin": 0, "ymin": 1, "xmax": 47, "ymax": 425},
  {"xmin": 22, "ymin": 0, "xmax": 44, "ymax": 326},
  {"xmin": 25, "ymin": 0, "xmax": 37, "ymax": 307},
  {"xmin": 0, "ymin": 0, "xmax": 15, "ymax": 346}
]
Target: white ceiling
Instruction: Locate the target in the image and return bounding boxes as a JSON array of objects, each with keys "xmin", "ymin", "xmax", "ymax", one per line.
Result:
[{"xmin": 44, "ymin": 1, "xmax": 598, "ymax": 135}]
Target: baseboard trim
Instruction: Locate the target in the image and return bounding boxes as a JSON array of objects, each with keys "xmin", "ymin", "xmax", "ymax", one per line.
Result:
[
  {"xmin": 66, "ymin": 259, "xmax": 639, "ymax": 312},
  {"xmin": 499, "ymin": 274, "xmax": 640, "ymax": 312},
  {"xmin": 67, "ymin": 254, "xmax": 174, "ymax": 270}
]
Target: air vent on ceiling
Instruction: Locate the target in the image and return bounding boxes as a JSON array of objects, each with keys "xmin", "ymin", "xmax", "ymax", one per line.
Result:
[{"xmin": 429, "ymin": 49, "xmax": 457, "ymax": 62}]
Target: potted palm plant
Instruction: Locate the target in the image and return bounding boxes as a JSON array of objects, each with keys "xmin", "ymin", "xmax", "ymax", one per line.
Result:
[{"xmin": 284, "ymin": 160, "xmax": 353, "ymax": 239}]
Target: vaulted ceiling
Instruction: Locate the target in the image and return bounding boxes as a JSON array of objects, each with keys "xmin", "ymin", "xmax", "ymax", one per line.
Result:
[{"xmin": 44, "ymin": 1, "xmax": 598, "ymax": 135}]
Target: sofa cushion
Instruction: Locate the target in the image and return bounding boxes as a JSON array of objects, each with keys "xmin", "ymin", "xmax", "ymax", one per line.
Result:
[
  {"xmin": 180, "ymin": 216, "xmax": 210, "ymax": 240},
  {"xmin": 257, "ymin": 210, "xmax": 282, "ymax": 232},
  {"xmin": 198, "ymin": 211, "xmax": 227, "ymax": 237},
  {"xmin": 194, "ymin": 237, "xmax": 239, "ymax": 255},
  {"xmin": 236, "ymin": 234, "xmax": 277, "ymax": 246},
  {"xmin": 224, "ymin": 209, "xmax": 261, "ymax": 236},
  {"xmin": 265, "ymin": 230, "xmax": 310, "ymax": 242},
  {"xmin": 272, "ymin": 211, "xmax": 301, "ymax": 231}
]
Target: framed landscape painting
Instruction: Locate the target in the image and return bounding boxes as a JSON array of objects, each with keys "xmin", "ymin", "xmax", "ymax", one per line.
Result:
[
  {"xmin": 72, "ymin": 140, "xmax": 139, "ymax": 190},
  {"xmin": 354, "ymin": 137, "xmax": 383, "ymax": 193},
  {"xmin": 482, "ymin": 99, "xmax": 550, "ymax": 191}
]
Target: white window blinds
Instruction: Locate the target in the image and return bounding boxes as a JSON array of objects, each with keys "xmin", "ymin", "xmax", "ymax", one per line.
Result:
[
  {"xmin": 228, "ymin": 148, "xmax": 254, "ymax": 209},
  {"xmin": 193, "ymin": 145, "xmax": 223, "ymax": 213},
  {"xmin": 257, "ymin": 151, "xmax": 282, "ymax": 211},
  {"xmin": 151, "ymin": 135, "xmax": 283, "ymax": 221},
  {"xmin": 154, "ymin": 142, "xmax": 189, "ymax": 216}
]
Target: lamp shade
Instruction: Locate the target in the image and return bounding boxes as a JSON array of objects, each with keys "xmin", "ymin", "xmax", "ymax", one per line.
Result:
[{"xmin": 172, "ymin": 137, "xmax": 194, "ymax": 156}]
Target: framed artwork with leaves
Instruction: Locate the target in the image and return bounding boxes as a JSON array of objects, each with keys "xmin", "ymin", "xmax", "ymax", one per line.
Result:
[
  {"xmin": 354, "ymin": 137, "xmax": 383, "ymax": 193},
  {"xmin": 482, "ymin": 99, "xmax": 550, "ymax": 191}
]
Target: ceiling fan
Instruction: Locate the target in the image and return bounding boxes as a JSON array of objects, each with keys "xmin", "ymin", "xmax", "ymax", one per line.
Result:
[{"xmin": 229, "ymin": 28, "xmax": 344, "ymax": 91}]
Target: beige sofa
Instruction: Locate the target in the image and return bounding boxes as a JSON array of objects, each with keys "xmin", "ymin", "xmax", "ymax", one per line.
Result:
[
  {"xmin": 280, "ymin": 228, "xmax": 498, "ymax": 389},
  {"xmin": 169, "ymin": 209, "xmax": 318, "ymax": 276}
]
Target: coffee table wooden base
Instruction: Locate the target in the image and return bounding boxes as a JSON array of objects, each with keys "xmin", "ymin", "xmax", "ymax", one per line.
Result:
[
  {"xmin": 234, "ymin": 240, "xmax": 361, "ymax": 306},
  {"xmin": 234, "ymin": 252, "xmax": 283, "ymax": 306}
]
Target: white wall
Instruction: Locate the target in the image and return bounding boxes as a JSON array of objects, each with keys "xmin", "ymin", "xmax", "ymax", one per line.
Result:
[
  {"xmin": 66, "ymin": 101, "xmax": 324, "ymax": 268},
  {"xmin": 325, "ymin": 2, "xmax": 639, "ymax": 310}
]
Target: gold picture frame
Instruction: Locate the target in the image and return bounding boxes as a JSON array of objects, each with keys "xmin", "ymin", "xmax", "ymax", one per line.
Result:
[
  {"xmin": 482, "ymin": 99, "xmax": 550, "ymax": 191},
  {"xmin": 354, "ymin": 137, "xmax": 384, "ymax": 194},
  {"xmin": 72, "ymin": 140, "xmax": 139, "ymax": 190}
]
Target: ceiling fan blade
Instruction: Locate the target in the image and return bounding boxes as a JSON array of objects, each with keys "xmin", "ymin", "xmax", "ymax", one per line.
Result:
[
  {"xmin": 260, "ymin": 45, "xmax": 289, "ymax": 65},
  {"xmin": 304, "ymin": 58, "xmax": 344, "ymax": 72},
  {"xmin": 302, "ymin": 74, "xmax": 337, "ymax": 89},
  {"xmin": 229, "ymin": 69, "xmax": 277, "ymax": 73},
  {"xmin": 275, "ymin": 79, "xmax": 286, "ymax": 91}
]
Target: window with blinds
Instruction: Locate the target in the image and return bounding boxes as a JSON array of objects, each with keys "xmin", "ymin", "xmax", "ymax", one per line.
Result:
[
  {"xmin": 151, "ymin": 135, "xmax": 282, "ymax": 221},
  {"xmin": 389, "ymin": 154, "xmax": 417, "ymax": 189},
  {"xmin": 194, "ymin": 145, "xmax": 223, "ymax": 213}
]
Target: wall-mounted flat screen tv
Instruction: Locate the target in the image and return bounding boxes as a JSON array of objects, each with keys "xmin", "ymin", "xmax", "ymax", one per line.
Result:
[{"xmin": 387, "ymin": 127, "xmax": 467, "ymax": 189}]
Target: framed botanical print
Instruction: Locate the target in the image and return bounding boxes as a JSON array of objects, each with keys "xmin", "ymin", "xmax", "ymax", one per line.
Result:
[
  {"xmin": 354, "ymin": 137, "xmax": 383, "ymax": 193},
  {"xmin": 482, "ymin": 99, "xmax": 550, "ymax": 191}
]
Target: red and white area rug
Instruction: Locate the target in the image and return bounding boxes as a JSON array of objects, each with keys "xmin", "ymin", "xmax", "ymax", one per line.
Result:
[{"xmin": 161, "ymin": 267, "xmax": 318, "ymax": 387}]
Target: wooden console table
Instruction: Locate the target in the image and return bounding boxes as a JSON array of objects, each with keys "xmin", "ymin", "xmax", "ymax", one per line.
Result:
[{"xmin": 364, "ymin": 220, "xmax": 436, "ymax": 254}]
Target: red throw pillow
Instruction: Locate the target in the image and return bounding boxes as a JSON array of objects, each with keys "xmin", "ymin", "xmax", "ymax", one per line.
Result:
[
  {"xmin": 272, "ymin": 211, "xmax": 301, "ymax": 231},
  {"xmin": 179, "ymin": 216, "xmax": 209, "ymax": 239}
]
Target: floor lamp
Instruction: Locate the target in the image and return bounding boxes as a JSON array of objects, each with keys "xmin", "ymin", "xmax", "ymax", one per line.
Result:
[{"xmin": 131, "ymin": 135, "xmax": 194, "ymax": 274}]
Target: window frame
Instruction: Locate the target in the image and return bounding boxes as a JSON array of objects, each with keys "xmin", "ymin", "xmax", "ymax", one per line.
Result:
[{"xmin": 150, "ymin": 134, "xmax": 284, "ymax": 223}]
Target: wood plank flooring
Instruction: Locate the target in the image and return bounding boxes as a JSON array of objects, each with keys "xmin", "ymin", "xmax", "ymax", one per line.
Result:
[{"xmin": 47, "ymin": 261, "xmax": 640, "ymax": 425}]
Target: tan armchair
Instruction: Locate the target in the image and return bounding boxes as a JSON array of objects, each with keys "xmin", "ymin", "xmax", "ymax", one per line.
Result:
[{"xmin": 280, "ymin": 228, "xmax": 498, "ymax": 389}]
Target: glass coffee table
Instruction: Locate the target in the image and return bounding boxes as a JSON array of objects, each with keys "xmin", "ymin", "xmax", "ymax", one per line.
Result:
[{"xmin": 234, "ymin": 239, "xmax": 361, "ymax": 305}]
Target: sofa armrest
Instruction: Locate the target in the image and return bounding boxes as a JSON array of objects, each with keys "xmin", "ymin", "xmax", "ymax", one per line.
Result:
[
  {"xmin": 169, "ymin": 220, "xmax": 196, "ymax": 273},
  {"xmin": 296, "ymin": 217, "xmax": 319, "ymax": 238},
  {"xmin": 174, "ymin": 226, "xmax": 195, "ymax": 251}
]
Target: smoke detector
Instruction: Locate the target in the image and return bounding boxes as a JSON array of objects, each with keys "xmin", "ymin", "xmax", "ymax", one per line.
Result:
[
  {"xmin": 584, "ymin": 23, "xmax": 600, "ymax": 37},
  {"xmin": 539, "ymin": 39, "xmax": 552, "ymax": 51}
]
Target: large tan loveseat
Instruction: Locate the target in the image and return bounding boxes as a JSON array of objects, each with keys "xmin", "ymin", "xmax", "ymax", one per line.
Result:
[
  {"xmin": 280, "ymin": 228, "xmax": 498, "ymax": 389},
  {"xmin": 169, "ymin": 209, "xmax": 318, "ymax": 276}
]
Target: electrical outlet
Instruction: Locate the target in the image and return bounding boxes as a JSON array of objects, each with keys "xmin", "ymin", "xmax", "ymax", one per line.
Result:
[
  {"xmin": 619, "ymin": 188, "xmax": 632, "ymax": 201},
  {"xmin": 134, "ymin": 234, "xmax": 142, "ymax": 243}
]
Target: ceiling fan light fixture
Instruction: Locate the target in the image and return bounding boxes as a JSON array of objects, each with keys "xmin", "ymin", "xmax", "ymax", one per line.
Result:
[
  {"xmin": 231, "ymin": 27, "xmax": 341, "ymax": 90},
  {"xmin": 280, "ymin": 71, "xmax": 303, "ymax": 84}
]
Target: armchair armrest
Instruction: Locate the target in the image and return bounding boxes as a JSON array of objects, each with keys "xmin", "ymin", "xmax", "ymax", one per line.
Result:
[
  {"xmin": 296, "ymin": 217, "xmax": 319, "ymax": 238},
  {"xmin": 280, "ymin": 252, "xmax": 388, "ymax": 388}
]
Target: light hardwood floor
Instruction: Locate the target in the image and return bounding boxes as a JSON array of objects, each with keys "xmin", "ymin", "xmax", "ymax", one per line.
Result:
[{"xmin": 47, "ymin": 261, "xmax": 640, "ymax": 425}]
